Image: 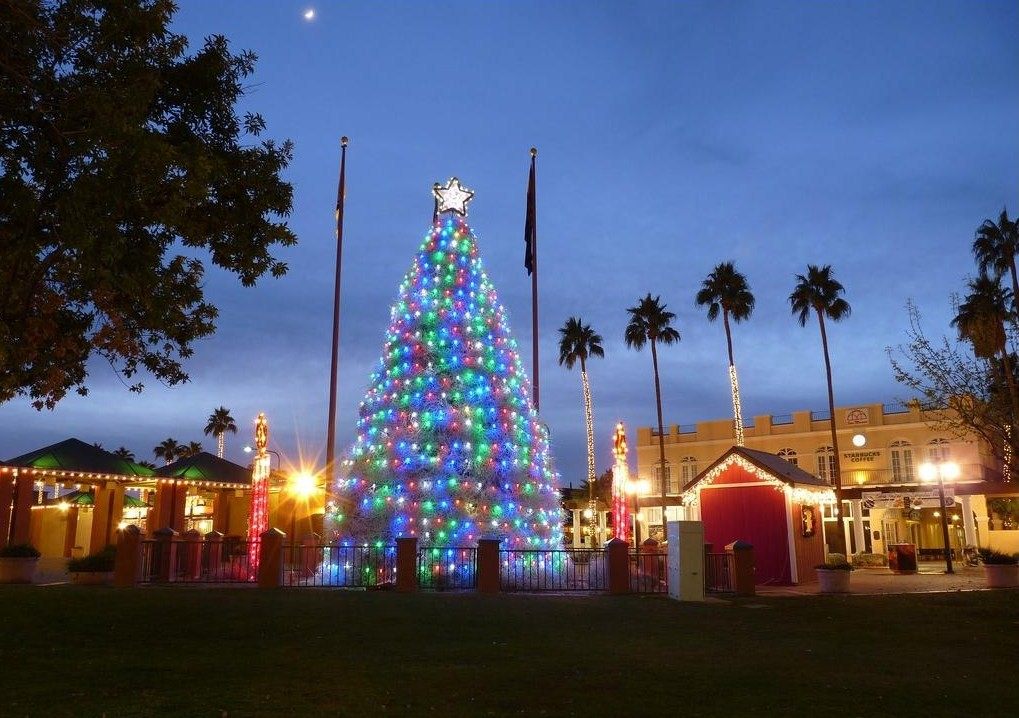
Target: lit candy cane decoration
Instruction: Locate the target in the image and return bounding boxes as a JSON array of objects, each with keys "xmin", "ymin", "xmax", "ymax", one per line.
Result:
[
  {"xmin": 612, "ymin": 422, "xmax": 631, "ymax": 542},
  {"xmin": 247, "ymin": 412, "xmax": 271, "ymax": 577}
]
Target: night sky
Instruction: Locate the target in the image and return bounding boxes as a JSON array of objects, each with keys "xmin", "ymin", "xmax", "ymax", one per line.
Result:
[{"xmin": 2, "ymin": 1, "xmax": 1017, "ymax": 485}]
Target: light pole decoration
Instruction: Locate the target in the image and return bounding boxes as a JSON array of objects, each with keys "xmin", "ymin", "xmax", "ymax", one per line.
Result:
[
  {"xmin": 247, "ymin": 412, "xmax": 271, "ymax": 576},
  {"xmin": 611, "ymin": 422, "xmax": 630, "ymax": 542},
  {"xmin": 918, "ymin": 460, "xmax": 960, "ymax": 574}
]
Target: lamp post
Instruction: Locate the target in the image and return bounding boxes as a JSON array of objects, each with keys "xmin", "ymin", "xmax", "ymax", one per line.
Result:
[
  {"xmin": 244, "ymin": 445, "xmax": 281, "ymax": 472},
  {"xmin": 918, "ymin": 460, "xmax": 960, "ymax": 574}
]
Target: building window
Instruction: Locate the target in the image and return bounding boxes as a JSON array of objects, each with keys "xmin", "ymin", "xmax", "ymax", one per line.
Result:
[
  {"xmin": 645, "ymin": 507, "xmax": 663, "ymax": 526},
  {"xmin": 815, "ymin": 446, "xmax": 835, "ymax": 482},
  {"xmin": 652, "ymin": 464, "xmax": 674, "ymax": 495},
  {"xmin": 890, "ymin": 440, "xmax": 914, "ymax": 482},
  {"xmin": 680, "ymin": 456, "xmax": 698, "ymax": 488},
  {"xmin": 927, "ymin": 438, "xmax": 950, "ymax": 463},
  {"xmin": 778, "ymin": 448, "xmax": 798, "ymax": 466}
]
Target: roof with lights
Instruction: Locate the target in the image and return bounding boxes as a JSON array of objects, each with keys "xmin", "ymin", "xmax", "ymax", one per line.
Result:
[
  {"xmin": 3, "ymin": 438, "xmax": 154, "ymax": 477},
  {"xmin": 155, "ymin": 452, "xmax": 251, "ymax": 487},
  {"xmin": 685, "ymin": 446, "xmax": 833, "ymax": 493}
]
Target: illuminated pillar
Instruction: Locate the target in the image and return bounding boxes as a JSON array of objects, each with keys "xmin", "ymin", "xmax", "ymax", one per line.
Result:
[
  {"xmin": 247, "ymin": 413, "xmax": 271, "ymax": 576},
  {"xmin": 611, "ymin": 422, "xmax": 631, "ymax": 543}
]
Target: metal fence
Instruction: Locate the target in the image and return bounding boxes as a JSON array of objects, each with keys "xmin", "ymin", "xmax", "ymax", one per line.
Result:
[
  {"xmin": 500, "ymin": 548, "xmax": 608, "ymax": 591},
  {"xmin": 284, "ymin": 544, "xmax": 396, "ymax": 588},
  {"xmin": 417, "ymin": 546, "xmax": 477, "ymax": 590},
  {"xmin": 140, "ymin": 538, "xmax": 258, "ymax": 584},
  {"xmin": 705, "ymin": 552, "xmax": 735, "ymax": 593},
  {"xmin": 630, "ymin": 550, "xmax": 668, "ymax": 594}
]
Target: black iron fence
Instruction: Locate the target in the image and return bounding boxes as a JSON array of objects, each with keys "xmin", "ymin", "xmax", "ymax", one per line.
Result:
[
  {"xmin": 500, "ymin": 548, "xmax": 608, "ymax": 591},
  {"xmin": 705, "ymin": 552, "xmax": 735, "ymax": 593},
  {"xmin": 284, "ymin": 543, "xmax": 396, "ymax": 588},
  {"xmin": 416, "ymin": 546, "xmax": 477, "ymax": 590},
  {"xmin": 140, "ymin": 537, "xmax": 258, "ymax": 584},
  {"xmin": 631, "ymin": 550, "xmax": 668, "ymax": 594}
]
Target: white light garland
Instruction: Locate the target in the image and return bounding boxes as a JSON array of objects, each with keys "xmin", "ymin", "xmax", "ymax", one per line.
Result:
[
  {"xmin": 729, "ymin": 364, "xmax": 745, "ymax": 447},
  {"xmin": 682, "ymin": 452, "xmax": 835, "ymax": 506}
]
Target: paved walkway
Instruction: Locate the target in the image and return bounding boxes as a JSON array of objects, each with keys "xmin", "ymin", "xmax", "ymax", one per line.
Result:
[{"xmin": 758, "ymin": 563, "xmax": 992, "ymax": 596}]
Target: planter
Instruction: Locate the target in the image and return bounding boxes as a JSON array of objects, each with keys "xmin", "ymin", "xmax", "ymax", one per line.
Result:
[
  {"xmin": 816, "ymin": 568, "xmax": 851, "ymax": 594},
  {"xmin": 984, "ymin": 564, "xmax": 1019, "ymax": 589},
  {"xmin": 70, "ymin": 571, "xmax": 114, "ymax": 586},
  {"xmin": 0, "ymin": 557, "xmax": 39, "ymax": 584}
]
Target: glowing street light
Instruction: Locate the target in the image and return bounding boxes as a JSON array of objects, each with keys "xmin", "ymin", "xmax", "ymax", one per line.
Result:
[{"xmin": 918, "ymin": 460, "xmax": 960, "ymax": 574}]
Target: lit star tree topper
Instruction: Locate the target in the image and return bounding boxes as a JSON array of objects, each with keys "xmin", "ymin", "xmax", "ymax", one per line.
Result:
[
  {"xmin": 326, "ymin": 180, "xmax": 562, "ymax": 548},
  {"xmin": 433, "ymin": 177, "xmax": 475, "ymax": 216}
]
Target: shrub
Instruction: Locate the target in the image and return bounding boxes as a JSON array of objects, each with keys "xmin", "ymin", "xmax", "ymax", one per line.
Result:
[
  {"xmin": 68, "ymin": 545, "xmax": 117, "ymax": 573},
  {"xmin": 816, "ymin": 555, "xmax": 853, "ymax": 571},
  {"xmin": 852, "ymin": 552, "xmax": 888, "ymax": 568},
  {"xmin": 0, "ymin": 543, "xmax": 41, "ymax": 559},
  {"xmin": 978, "ymin": 547, "xmax": 1019, "ymax": 566}
]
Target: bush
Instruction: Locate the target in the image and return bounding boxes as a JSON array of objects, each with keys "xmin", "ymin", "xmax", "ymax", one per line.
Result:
[
  {"xmin": 978, "ymin": 547, "xmax": 1019, "ymax": 566},
  {"xmin": 852, "ymin": 552, "xmax": 888, "ymax": 568},
  {"xmin": 816, "ymin": 554, "xmax": 853, "ymax": 571},
  {"xmin": 0, "ymin": 544, "xmax": 41, "ymax": 559},
  {"xmin": 68, "ymin": 545, "xmax": 117, "ymax": 573}
]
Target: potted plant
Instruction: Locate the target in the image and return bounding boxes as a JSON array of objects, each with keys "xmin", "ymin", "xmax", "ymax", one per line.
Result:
[
  {"xmin": 67, "ymin": 545, "xmax": 117, "ymax": 585},
  {"xmin": 0, "ymin": 544, "xmax": 41, "ymax": 583},
  {"xmin": 815, "ymin": 554, "xmax": 853, "ymax": 593},
  {"xmin": 978, "ymin": 548, "xmax": 1019, "ymax": 589}
]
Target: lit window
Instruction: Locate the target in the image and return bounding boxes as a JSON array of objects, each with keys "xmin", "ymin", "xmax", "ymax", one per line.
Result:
[
  {"xmin": 679, "ymin": 457, "xmax": 698, "ymax": 489},
  {"xmin": 778, "ymin": 448, "xmax": 798, "ymax": 466},
  {"xmin": 652, "ymin": 464, "xmax": 673, "ymax": 495},
  {"xmin": 927, "ymin": 438, "xmax": 950, "ymax": 463},
  {"xmin": 815, "ymin": 446, "xmax": 835, "ymax": 482},
  {"xmin": 890, "ymin": 441, "xmax": 914, "ymax": 482}
]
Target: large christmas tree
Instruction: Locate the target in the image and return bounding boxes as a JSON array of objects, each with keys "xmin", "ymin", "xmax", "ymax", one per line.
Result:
[{"xmin": 326, "ymin": 178, "xmax": 562, "ymax": 549}]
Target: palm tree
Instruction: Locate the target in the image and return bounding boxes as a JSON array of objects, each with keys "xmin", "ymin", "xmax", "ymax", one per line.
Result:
[
  {"xmin": 790, "ymin": 265, "xmax": 851, "ymax": 555},
  {"xmin": 153, "ymin": 438, "xmax": 180, "ymax": 465},
  {"xmin": 696, "ymin": 262, "xmax": 755, "ymax": 446},
  {"xmin": 112, "ymin": 447, "xmax": 135, "ymax": 461},
  {"xmin": 951, "ymin": 273, "xmax": 1019, "ymax": 425},
  {"xmin": 179, "ymin": 441, "xmax": 203, "ymax": 458},
  {"xmin": 137, "ymin": 460, "xmax": 157, "ymax": 470},
  {"xmin": 204, "ymin": 406, "xmax": 237, "ymax": 458},
  {"xmin": 973, "ymin": 208, "xmax": 1019, "ymax": 309},
  {"xmin": 625, "ymin": 294, "xmax": 681, "ymax": 541},
  {"xmin": 558, "ymin": 317, "xmax": 605, "ymax": 545}
]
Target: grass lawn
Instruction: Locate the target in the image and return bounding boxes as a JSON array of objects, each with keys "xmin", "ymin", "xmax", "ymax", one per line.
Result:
[{"xmin": 1, "ymin": 586, "xmax": 1017, "ymax": 717}]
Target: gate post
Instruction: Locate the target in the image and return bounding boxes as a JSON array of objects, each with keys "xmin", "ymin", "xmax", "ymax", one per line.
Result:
[
  {"xmin": 606, "ymin": 538, "xmax": 630, "ymax": 594},
  {"xmin": 258, "ymin": 528, "xmax": 285, "ymax": 588},
  {"xmin": 114, "ymin": 525, "xmax": 142, "ymax": 587},
  {"xmin": 153, "ymin": 527, "xmax": 178, "ymax": 582},
  {"xmin": 182, "ymin": 529, "xmax": 202, "ymax": 580},
  {"xmin": 396, "ymin": 537, "xmax": 417, "ymax": 592},
  {"xmin": 726, "ymin": 540, "xmax": 756, "ymax": 597},
  {"xmin": 476, "ymin": 539, "xmax": 500, "ymax": 593},
  {"xmin": 204, "ymin": 531, "xmax": 224, "ymax": 576}
]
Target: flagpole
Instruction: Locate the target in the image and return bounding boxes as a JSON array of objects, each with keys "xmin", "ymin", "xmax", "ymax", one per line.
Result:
[
  {"xmin": 325, "ymin": 137, "xmax": 348, "ymax": 485},
  {"xmin": 529, "ymin": 147, "xmax": 540, "ymax": 412}
]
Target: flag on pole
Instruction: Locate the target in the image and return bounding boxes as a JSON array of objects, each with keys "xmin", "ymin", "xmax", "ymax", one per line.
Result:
[{"xmin": 524, "ymin": 154, "xmax": 536, "ymax": 275}]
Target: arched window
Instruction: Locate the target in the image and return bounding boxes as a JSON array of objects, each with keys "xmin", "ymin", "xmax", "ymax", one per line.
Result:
[
  {"xmin": 890, "ymin": 440, "xmax": 914, "ymax": 482},
  {"xmin": 815, "ymin": 446, "xmax": 835, "ymax": 482},
  {"xmin": 927, "ymin": 438, "xmax": 950, "ymax": 463},
  {"xmin": 778, "ymin": 448, "xmax": 798, "ymax": 466},
  {"xmin": 680, "ymin": 456, "xmax": 698, "ymax": 488}
]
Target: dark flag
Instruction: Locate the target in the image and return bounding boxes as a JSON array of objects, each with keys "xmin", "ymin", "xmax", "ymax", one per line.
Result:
[{"xmin": 524, "ymin": 153, "xmax": 536, "ymax": 275}]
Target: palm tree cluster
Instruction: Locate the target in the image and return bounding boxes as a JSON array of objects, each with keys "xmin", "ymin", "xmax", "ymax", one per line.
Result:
[
  {"xmin": 557, "ymin": 261, "xmax": 854, "ymax": 551},
  {"xmin": 150, "ymin": 406, "xmax": 239, "ymax": 465}
]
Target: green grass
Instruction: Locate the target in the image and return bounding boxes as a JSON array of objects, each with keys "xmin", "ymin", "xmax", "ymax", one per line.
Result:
[{"xmin": 1, "ymin": 586, "xmax": 1017, "ymax": 717}]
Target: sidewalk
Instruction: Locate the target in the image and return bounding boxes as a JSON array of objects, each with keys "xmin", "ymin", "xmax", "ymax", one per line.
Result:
[{"xmin": 758, "ymin": 563, "xmax": 992, "ymax": 596}]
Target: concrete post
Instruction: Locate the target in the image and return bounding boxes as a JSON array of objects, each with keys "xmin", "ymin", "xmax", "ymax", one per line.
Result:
[
  {"xmin": 476, "ymin": 538, "xmax": 501, "ymax": 593},
  {"xmin": 726, "ymin": 540, "xmax": 756, "ymax": 597},
  {"xmin": 960, "ymin": 495, "xmax": 978, "ymax": 547},
  {"xmin": 257, "ymin": 528, "xmax": 285, "ymax": 588},
  {"xmin": 396, "ymin": 537, "xmax": 418, "ymax": 592},
  {"xmin": 114, "ymin": 525, "xmax": 142, "ymax": 587},
  {"xmin": 606, "ymin": 538, "xmax": 630, "ymax": 594},
  {"xmin": 204, "ymin": 530, "xmax": 224, "ymax": 576},
  {"xmin": 182, "ymin": 529, "xmax": 202, "ymax": 580},
  {"xmin": 153, "ymin": 527, "xmax": 179, "ymax": 582},
  {"xmin": 641, "ymin": 537, "xmax": 660, "ymax": 576}
]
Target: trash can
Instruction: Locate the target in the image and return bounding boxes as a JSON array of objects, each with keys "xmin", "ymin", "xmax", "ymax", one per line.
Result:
[{"xmin": 887, "ymin": 543, "xmax": 917, "ymax": 574}]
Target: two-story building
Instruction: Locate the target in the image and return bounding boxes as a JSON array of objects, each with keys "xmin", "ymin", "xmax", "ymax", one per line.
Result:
[{"xmin": 634, "ymin": 402, "xmax": 1019, "ymax": 558}]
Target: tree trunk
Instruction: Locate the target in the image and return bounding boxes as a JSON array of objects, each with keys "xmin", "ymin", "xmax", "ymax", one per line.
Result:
[
  {"xmin": 217, "ymin": 432, "xmax": 225, "ymax": 459},
  {"xmin": 723, "ymin": 309, "xmax": 745, "ymax": 446},
  {"xmin": 998, "ymin": 343, "xmax": 1019, "ymax": 480},
  {"xmin": 817, "ymin": 310, "xmax": 847, "ymax": 555},
  {"xmin": 650, "ymin": 338, "xmax": 668, "ymax": 541},
  {"xmin": 1009, "ymin": 257, "xmax": 1019, "ymax": 315},
  {"xmin": 580, "ymin": 357, "xmax": 598, "ymax": 544}
]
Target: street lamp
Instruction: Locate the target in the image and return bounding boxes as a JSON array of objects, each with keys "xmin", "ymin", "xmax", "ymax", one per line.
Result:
[
  {"xmin": 918, "ymin": 460, "xmax": 960, "ymax": 574},
  {"xmin": 625, "ymin": 478, "xmax": 651, "ymax": 548},
  {"xmin": 244, "ymin": 445, "xmax": 281, "ymax": 472}
]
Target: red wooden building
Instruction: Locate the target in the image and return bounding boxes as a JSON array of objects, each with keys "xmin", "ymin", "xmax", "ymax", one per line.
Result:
[{"xmin": 683, "ymin": 447, "xmax": 835, "ymax": 585}]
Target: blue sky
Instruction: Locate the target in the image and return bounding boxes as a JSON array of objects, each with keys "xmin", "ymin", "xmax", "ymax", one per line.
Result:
[{"xmin": 2, "ymin": 0, "xmax": 1017, "ymax": 484}]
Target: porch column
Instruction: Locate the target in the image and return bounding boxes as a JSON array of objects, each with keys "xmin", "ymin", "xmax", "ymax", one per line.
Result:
[
  {"xmin": 168, "ymin": 482, "xmax": 187, "ymax": 532},
  {"xmin": 571, "ymin": 509, "xmax": 582, "ymax": 547},
  {"xmin": 960, "ymin": 495, "xmax": 978, "ymax": 547},
  {"xmin": 63, "ymin": 506, "xmax": 79, "ymax": 557},
  {"xmin": 0, "ymin": 472, "xmax": 15, "ymax": 545},
  {"xmin": 90, "ymin": 482, "xmax": 125, "ymax": 550},
  {"xmin": 850, "ymin": 499, "xmax": 866, "ymax": 555},
  {"xmin": 10, "ymin": 472, "xmax": 35, "ymax": 545},
  {"xmin": 213, "ymin": 489, "xmax": 232, "ymax": 534},
  {"xmin": 841, "ymin": 504, "xmax": 852, "ymax": 557}
]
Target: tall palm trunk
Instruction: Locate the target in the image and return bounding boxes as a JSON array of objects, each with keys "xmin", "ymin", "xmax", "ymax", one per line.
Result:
[
  {"xmin": 217, "ymin": 432, "xmax": 225, "ymax": 459},
  {"xmin": 1009, "ymin": 257, "xmax": 1019, "ymax": 313},
  {"xmin": 650, "ymin": 337, "xmax": 668, "ymax": 542},
  {"xmin": 722, "ymin": 309, "xmax": 745, "ymax": 446},
  {"xmin": 816, "ymin": 311, "xmax": 846, "ymax": 555},
  {"xmin": 580, "ymin": 356, "xmax": 598, "ymax": 544},
  {"xmin": 997, "ymin": 339, "xmax": 1019, "ymax": 480}
]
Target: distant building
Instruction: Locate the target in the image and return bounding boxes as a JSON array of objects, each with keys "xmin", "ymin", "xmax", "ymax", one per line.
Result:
[{"xmin": 634, "ymin": 402, "xmax": 1019, "ymax": 558}]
